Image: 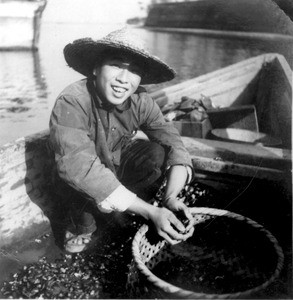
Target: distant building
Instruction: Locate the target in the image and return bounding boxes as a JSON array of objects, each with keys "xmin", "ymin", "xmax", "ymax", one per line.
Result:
[{"xmin": 145, "ymin": 0, "xmax": 293, "ymax": 36}]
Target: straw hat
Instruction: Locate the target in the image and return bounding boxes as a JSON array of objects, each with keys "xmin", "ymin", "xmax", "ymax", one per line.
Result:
[{"xmin": 63, "ymin": 27, "xmax": 176, "ymax": 85}]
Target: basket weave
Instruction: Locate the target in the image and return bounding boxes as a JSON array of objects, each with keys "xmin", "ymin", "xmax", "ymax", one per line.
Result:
[{"xmin": 128, "ymin": 207, "xmax": 284, "ymax": 299}]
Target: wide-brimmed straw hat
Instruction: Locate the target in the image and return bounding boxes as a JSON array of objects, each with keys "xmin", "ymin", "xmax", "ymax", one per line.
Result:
[{"xmin": 63, "ymin": 27, "xmax": 176, "ymax": 85}]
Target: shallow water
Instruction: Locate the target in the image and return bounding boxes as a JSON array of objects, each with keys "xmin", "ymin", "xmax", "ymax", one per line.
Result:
[
  {"xmin": 0, "ymin": 233, "xmax": 63, "ymax": 291},
  {"xmin": 0, "ymin": 22, "xmax": 293, "ymax": 145},
  {"xmin": 0, "ymin": 216, "xmax": 142, "ymax": 299}
]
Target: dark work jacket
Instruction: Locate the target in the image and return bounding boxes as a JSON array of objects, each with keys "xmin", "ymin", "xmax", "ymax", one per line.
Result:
[{"xmin": 49, "ymin": 78, "xmax": 192, "ymax": 205}]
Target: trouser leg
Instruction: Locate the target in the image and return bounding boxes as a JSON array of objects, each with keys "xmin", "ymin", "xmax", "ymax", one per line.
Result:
[
  {"xmin": 52, "ymin": 168, "xmax": 97, "ymax": 234},
  {"xmin": 69, "ymin": 196, "xmax": 97, "ymax": 234},
  {"xmin": 117, "ymin": 139, "xmax": 166, "ymax": 201}
]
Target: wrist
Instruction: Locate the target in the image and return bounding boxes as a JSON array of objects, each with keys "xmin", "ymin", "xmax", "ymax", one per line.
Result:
[
  {"xmin": 145, "ymin": 204, "xmax": 160, "ymax": 220},
  {"xmin": 127, "ymin": 196, "xmax": 158, "ymax": 220},
  {"xmin": 162, "ymin": 196, "xmax": 177, "ymax": 207}
]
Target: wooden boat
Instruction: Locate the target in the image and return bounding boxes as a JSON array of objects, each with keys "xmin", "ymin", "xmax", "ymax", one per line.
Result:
[
  {"xmin": 0, "ymin": 51, "xmax": 291, "ymax": 244},
  {"xmin": 0, "ymin": 0, "xmax": 47, "ymax": 50},
  {"xmin": 0, "ymin": 53, "xmax": 291, "ymax": 298}
]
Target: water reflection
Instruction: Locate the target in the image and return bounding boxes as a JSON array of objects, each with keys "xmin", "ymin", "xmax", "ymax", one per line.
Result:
[
  {"xmin": 140, "ymin": 29, "xmax": 293, "ymax": 92},
  {"xmin": 0, "ymin": 50, "xmax": 48, "ymax": 144}
]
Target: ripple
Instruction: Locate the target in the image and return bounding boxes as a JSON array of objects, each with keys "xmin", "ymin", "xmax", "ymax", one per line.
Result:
[{"xmin": 6, "ymin": 107, "xmax": 31, "ymax": 113}]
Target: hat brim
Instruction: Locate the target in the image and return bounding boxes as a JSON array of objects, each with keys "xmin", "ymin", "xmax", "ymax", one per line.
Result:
[{"xmin": 63, "ymin": 38, "xmax": 176, "ymax": 85}]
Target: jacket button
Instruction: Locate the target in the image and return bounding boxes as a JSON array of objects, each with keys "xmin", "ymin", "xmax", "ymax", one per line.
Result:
[{"xmin": 111, "ymin": 127, "xmax": 116, "ymax": 131}]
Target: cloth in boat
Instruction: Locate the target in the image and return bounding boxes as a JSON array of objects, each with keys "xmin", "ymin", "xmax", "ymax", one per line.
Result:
[{"xmin": 49, "ymin": 78, "xmax": 192, "ymax": 209}]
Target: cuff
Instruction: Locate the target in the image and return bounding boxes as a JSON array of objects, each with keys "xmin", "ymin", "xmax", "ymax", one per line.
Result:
[
  {"xmin": 97, "ymin": 185, "xmax": 137, "ymax": 213},
  {"xmin": 186, "ymin": 165, "xmax": 193, "ymax": 184}
]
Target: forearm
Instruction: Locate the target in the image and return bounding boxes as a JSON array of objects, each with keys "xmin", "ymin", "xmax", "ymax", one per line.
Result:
[
  {"xmin": 56, "ymin": 149, "xmax": 121, "ymax": 203},
  {"xmin": 51, "ymin": 125, "xmax": 121, "ymax": 204},
  {"xmin": 126, "ymin": 196, "xmax": 158, "ymax": 220},
  {"xmin": 163, "ymin": 165, "xmax": 188, "ymax": 201},
  {"xmin": 144, "ymin": 123, "xmax": 192, "ymax": 168},
  {"xmin": 162, "ymin": 165, "xmax": 194, "ymax": 229},
  {"xmin": 140, "ymin": 96, "xmax": 192, "ymax": 168}
]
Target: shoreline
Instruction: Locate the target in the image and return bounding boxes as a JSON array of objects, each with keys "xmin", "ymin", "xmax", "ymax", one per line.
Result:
[{"xmin": 144, "ymin": 26, "xmax": 293, "ymax": 42}]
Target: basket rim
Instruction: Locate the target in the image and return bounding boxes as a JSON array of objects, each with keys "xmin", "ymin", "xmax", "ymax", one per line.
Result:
[{"xmin": 131, "ymin": 207, "xmax": 284, "ymax": 299}]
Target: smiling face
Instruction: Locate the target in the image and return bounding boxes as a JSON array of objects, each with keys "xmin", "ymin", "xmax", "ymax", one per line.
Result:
[{"xmin": 93, "ymin": 52, "xmax": 144, "ymax": 106}]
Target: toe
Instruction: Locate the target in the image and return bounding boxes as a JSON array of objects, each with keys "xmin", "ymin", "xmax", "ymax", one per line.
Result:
[
  {"xmin": 66, "ymin": 232, "xmax": 74, "ymax": 239},
  {"xmin": 83, "ymin": 238, "xmax": 90, "ymax": 244}
]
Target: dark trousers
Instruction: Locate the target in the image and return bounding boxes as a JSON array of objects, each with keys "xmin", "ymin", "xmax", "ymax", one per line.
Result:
[{"xmin": 68, "ymin": 139, "xmax": 166, "ymax": 233}]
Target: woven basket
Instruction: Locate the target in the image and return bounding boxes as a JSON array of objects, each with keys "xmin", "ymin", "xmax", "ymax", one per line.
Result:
[{"xmin": 128, "ymin": 207, "xmax": 284, "ymax": 299}]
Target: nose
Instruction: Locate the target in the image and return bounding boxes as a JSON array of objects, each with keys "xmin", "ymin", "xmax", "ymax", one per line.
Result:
[{"xmin": 116, "ymin": 68, "xmax": 129, "ymax": 83}]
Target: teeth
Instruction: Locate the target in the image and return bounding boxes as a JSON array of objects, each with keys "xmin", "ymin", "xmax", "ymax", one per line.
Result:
[{"xmin": 113, "ymin": 86, "xmax": 126, "ymax": 93}]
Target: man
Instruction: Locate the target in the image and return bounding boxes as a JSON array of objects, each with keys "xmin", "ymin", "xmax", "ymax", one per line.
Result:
[{"xmin": 50, "ymin": 27, "xmax": 194, "ymax": 253}]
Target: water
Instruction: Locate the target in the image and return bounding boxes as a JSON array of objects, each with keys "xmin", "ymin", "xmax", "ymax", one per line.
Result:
[{"xmin": 0, "ymin": 22, "xmax": 293, "ymax": 146}]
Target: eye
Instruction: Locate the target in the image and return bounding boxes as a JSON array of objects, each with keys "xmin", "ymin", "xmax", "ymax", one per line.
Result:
[
  {"xmin": 107, "ymin": 58, "xmax": 123, "ymax": 68},
  {"xmin": 130, "ymin": 65, "xmax": 143, "ymax": 76}
]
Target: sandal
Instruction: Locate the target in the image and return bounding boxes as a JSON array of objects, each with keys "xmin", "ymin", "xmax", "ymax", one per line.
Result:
[{"xmin": 64, "ymin": 230, "xmax": 95, "ymax": 253}]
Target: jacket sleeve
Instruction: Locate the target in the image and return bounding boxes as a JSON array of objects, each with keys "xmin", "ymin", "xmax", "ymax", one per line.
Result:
[
  {"xmin": 49, "ymin": 94, "xmax": 121, "ymax": 204},
  {"xmin": 138, "ymin": 93, "xmax": 193, "ymax": 168}
]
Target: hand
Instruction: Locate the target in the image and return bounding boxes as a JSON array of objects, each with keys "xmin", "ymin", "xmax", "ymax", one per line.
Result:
[
  {"xmin": 163, "ymin": 197, "xmax": 195, "ymax": 233},
  {"xmin": 126, "ymin": 196, "xmax": 193, "ymax": 245},
  {"xmin": 148, "ymin": 206, "xmax": 194, "ymax": 245}
]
